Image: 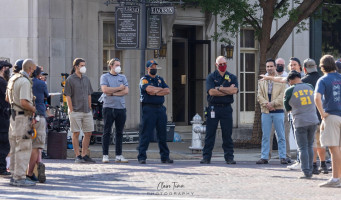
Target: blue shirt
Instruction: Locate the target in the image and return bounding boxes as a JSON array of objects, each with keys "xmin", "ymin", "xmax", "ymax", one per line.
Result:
[
  {"xmin": 140, "ymin": 75, "xmax": 168, "ymax": 105},
  {"xmin": 206, "ymin": 70, "xmax": 238, "ymax": 104},
  {"xmin": 100, "ymin": 73, "xmax": 128, "ymax": 109},
  {"xmin": 32, "ymin": 78, "xmax": 49, "ymax": 116},
  {"xmin": 315, "ymin": 72, "xmax": 341, "ymax": 117}
]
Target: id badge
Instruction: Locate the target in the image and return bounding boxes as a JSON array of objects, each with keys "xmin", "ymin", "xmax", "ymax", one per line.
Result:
[{"xmin": 211, "ymin": 110, "xmax": 215, "ymax": 118}]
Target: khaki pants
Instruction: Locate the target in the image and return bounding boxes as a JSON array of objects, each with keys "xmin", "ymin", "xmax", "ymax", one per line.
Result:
[{"xmin": 9, "ymin": 115, "xmax": 32, "ymax": 180}]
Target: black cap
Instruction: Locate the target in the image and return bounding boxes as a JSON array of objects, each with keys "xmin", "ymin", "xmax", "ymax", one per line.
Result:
[
  {"xmin": 13, "ymin": 59, "xmax": 24, "ymax": 73},
  {"xmin": 0, "ymin": 60, "xmax": 12, "ymax": 70}
]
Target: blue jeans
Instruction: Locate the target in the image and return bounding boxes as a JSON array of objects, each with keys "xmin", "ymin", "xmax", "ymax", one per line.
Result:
[
  {"xmin": 102, "ymin": 108, "xmax": 126, "ymax": 156},
  {"xmin": 295, "ymin": 125, "xmax": 316, "ymax": 176},
  {"xmin": 261, "ymin": 113, "xmax": 286, "ymax": 160}
]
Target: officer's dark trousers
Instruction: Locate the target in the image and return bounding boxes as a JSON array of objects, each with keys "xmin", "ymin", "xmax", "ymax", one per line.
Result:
[
  {"xmin": 203, "ymin": 105, "xmax": 234, "ymax": 161},
  {"xmin": 138, "ymin": 105, "xmax": 170, "ymax": 161},
  {"xmin": 0, "ymin": 132, "xmax": 10, "ymax": 173},
  {"xmin": 102, "ymin": 108, "xmax": 126, "ymax": 156}
]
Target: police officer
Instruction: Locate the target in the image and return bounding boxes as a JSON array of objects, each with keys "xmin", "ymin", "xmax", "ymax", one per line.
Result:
[
  {"xmin": 6, "ymin": 59, "xmax": 37, "ymax": 186},
  {"xmin": 138, "ymin": 59, "xmax": 173, "ymax": 164},
  {"xmin": 201, "ymin": 56, "xmax": 238, "ymax": 164}
]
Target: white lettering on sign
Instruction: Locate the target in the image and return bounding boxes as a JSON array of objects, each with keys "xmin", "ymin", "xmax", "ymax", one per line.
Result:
[{"xmin": 150, "ymin": 7, "xmax": 174, "ymax": 15}]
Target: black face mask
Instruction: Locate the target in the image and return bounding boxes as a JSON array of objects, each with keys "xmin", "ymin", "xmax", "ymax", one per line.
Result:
[
  {"xmin": 276, "ymin": 65, "xmax": 284, "ymax": 73},
  {"xmin": 4, "ymin": 69, "xmax": 10, "ymax": 81},
  {"xmin": 149, "ymin": 68, "xmax": 157, "ymax": 76}
]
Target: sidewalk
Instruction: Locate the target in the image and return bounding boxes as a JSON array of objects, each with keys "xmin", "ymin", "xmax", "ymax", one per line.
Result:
[{"xmin": 66, "ymin": 139, "xmax": 295, "ymax": 163}]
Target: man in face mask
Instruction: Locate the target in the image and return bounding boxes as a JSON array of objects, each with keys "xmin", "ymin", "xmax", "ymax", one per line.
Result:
[
  {"xmin": 0, "ymin": 60, "xmax": 12, "ymax": 176},
  {"xmin": 138, "ymin": 59, "xmax": 172, "ymax": 164},
  {"xmin": 100, "ymin": 58, "xmax": 129, "ymax": 163},
  {"xmin": 200, "ymin": 56, "xmax": 239, "ymax": 165},
  {"xmin": 275, "ymin": 58, "xmax": 288, "ymax": 77},
  {"xmin": 64, "ymin": 58, "xmax": 95, "ymax": 164}
]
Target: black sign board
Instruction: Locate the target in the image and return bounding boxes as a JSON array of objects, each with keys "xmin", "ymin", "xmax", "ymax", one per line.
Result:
[
  {"xmin": 150, "ymin": 6, "xmax": 175, "ymax": 15},
  {"xmin": 124, "ymin": 6, "xmax": 140, "ymax": 13},
  {"xmin": 147, "ymin": 10, "xmax": 162, "ymax": 49},
  {"xmin": 115, "ymin": 7, "xmax": 139, "ymax": 49}
]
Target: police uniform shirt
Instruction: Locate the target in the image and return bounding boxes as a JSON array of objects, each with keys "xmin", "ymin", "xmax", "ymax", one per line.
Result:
[
  {"xmin": 100, "ymin": 73, "xmax": 128, "ymax": 109},
  {"xmin": 6, "ymin": 71, "xmax": 33, "ymax": 111},
  {"xmin": 140, "ymin": 75, "xmax": 168, "ymax": 105},
  {"xmin": 206, "ymin": 70, "xmax": 238, "ymax": 104},
  {"xmin": 64, "ymin": 73, "xmax": 93, "ymax": 113}
]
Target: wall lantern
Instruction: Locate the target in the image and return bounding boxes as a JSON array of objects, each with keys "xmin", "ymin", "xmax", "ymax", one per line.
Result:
[
  {"xmin": 154, "ymin": 43, "xmax": 167, "ymax": 58},
  {"xmin": 221, "ymin": 44, "xmax": 234, "ymax": 59}
]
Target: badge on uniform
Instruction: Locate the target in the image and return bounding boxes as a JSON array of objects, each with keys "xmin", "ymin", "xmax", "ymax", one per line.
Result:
[
  {"xmin": 142, "ymin": 79, "xmax": 148, "ymax": 85},
  {"xmin": 225, "ymin": 75, "xmax": 231, "ymax": 82}
]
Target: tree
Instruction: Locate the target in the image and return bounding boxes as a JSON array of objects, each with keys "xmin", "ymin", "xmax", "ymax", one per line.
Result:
[{"xmin": 184, "ymin": 0, "xmax": 340, "ymax": 144}]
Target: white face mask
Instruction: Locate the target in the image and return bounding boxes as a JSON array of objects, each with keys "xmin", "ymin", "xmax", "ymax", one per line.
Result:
[
  {"xmin": 114, "ymin": 66, "xmax": 121, "ymax": 74},
  {"xmin": 79, "ymin": 66, "xmax": 86, "ymax": 74}
]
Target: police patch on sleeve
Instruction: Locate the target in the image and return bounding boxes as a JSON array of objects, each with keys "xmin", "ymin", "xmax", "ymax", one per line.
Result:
[{"xmin": 142, "ymin": 79, "xmax": 148, "ymax": 85}]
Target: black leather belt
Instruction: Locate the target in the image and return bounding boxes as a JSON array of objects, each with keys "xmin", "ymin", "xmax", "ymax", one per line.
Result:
[
  {"xmin": 142, "ymin": 103, "xmax": 163, "ymax": 108},
  {"xmin": 209, "ymin": 104, "xmax": 230, "ymax": 107},
  {"xmin": 17, "ymin": 111, "xmax": 25, "ymax": 115}
]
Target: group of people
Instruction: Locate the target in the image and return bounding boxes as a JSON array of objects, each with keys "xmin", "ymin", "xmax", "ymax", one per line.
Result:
[
  {"xmin": 0, "ymin": 59, "xmax": 48, "ymax": 187},
  {"xmin": 2, "ymin": 54, "xmax": 339, "ymax": 188},
  {"xmin": 259, "ymin": 55, "xmax": 341, "ymax": 187}
]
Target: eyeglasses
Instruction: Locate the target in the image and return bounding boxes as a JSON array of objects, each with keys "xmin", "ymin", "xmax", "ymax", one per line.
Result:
[
  {"xmin": 218, "ymin": 63, "xmax": 227, "ymax": 67},
  {"xmin": 113, "ymin": 58, "xmax": 120, "ymax": 61}
]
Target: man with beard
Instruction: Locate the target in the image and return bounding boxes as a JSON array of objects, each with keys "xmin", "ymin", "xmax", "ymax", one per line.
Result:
[{"xmin": 0, "ymin": 60, "xmax": 12, "ymax": 176}]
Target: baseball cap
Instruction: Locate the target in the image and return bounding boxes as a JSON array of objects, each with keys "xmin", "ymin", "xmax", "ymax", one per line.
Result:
[
  {"xmin": 0, "ymin": 60, "xmax": 12, "ymax": 70},
  {"xmin": 303, "ymin": 58, "xmax": 316, "ymax": 68},
  {"xmin": 146, "ymin": 59, "xmax": 158, "ymax": 68},
  {"xmin": 13, "ymin": 59, "xmax": 24, "ymax": 73}
]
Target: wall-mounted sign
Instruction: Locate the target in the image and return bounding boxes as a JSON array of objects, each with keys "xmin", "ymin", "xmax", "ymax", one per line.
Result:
[
  {"xmin": 150, "ymin": 6, "xmax": 174, "ymax": 15},
  {"xmin": 124, "ymin": 6, "xmax": 140, "ymax": 13},
  {"xmin": 115, "ymin": 7, "xmax": 139, "ymax": 49},
  {"xmin": 147, "ymin": 10, "xmax": 161, "ymax": 49}
]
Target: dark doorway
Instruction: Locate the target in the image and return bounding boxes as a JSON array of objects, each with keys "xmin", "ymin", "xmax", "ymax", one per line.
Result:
[{"xmin": 172, "ymin": 25, "xmax": 211, "ymax": 125}]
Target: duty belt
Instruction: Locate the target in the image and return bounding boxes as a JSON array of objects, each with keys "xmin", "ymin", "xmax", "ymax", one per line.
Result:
[
  {"xmin": 142, "ymin": 103, "xmax": 163, "ymax": 108},
  {"xmin": 208, "ymin": 103, "xmax": 230, "ymax": 107}
]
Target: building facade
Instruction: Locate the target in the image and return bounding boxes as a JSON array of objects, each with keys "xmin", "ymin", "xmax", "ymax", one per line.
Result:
[{"xmin": 0, "ymin": 0, "xmax": 309, "ymax": 130}]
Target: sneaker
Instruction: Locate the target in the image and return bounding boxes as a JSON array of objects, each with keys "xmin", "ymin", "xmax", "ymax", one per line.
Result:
[
  {"xmin": 319, "ymin": 165, "xmax": 329, "ymax": 174},
  {"xmin": 200, "ymin": 159, "xmax": 211, "ymax": 164},
  {"xmin": 161, "ymin": 159, "xmax": 174, "ymax": 164},
  {"xmin": 138, "ymin": 160, "xmax": 146, "ymax": 164},
  {"xmin": 312, "ymin": 165, "xmax": 320, "ymax": 175},
  {"xmin": 102, "ymin": 155, "xmax": 109, "ymax": 163},
  {"xmin": 12, "ymin": 179, "xmax": 36, "ymax": 187},
  {"xmin": 299, "ymin": 174, "xmax": 312, "ymax": 179},
  {"xmin": 82, "ymin": 155, "xmax": 96, "ymax": 163},
  {"xmin": 115, "ymin": 155, "xmax": 129, "ymax": 163},
  {"xmin": 287, "ymin": 161, "xmax": 300, "ymax": 170},
  {"xmin": 256, "ymin": 159, "xmax": 268, "ymax": 164},
  {"xmin": 319, "ymin": 178, "xmax": 341, "ymax": 188},
  {"xmin": 75, "ymin": 155, "xmax": 85, "ymax": 163},
  {"xmin": 280, "ymin": 158, "xmax": 288, "ymax": 164},
  {"xmin": 226, "ymin": 160, "xmax": 237, "ymax": 164},
  {"xmin": 37, "ymin": 162, "xmax": 46, "ymax": 183},
  {"xmin": 0, "ymin": 171, "xmax": 11, "ymax": 176},
  {"xmin": 26, "ymin": 174, "xmax": 38, "ymax": 182},
  {"xmin": 286, "ymin": 158, "xmax": 292, "ymax": 164}
]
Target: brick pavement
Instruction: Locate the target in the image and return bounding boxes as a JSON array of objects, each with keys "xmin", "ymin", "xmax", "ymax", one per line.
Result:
[{"xmin": 1, "ymin": 158, "xmax": 340, "ymax": 200}]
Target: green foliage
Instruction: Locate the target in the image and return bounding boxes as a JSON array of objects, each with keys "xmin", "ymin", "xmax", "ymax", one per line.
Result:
[{"xmin": 184, "ymin": 0, "xmax": 340, "ymax": 44}]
